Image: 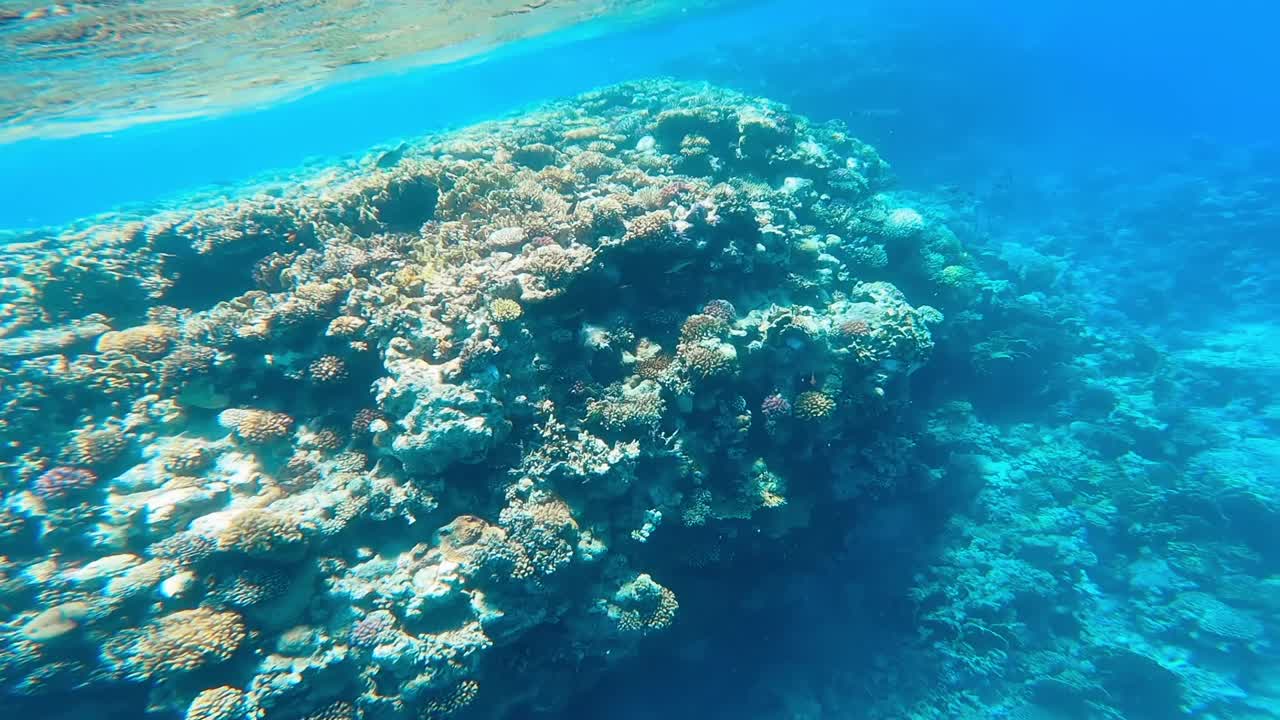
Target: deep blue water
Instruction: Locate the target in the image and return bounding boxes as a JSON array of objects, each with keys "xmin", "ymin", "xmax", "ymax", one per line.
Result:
[{"xmin": 2, "ymin": 2, "xmax": 1279, "ymax": 719}]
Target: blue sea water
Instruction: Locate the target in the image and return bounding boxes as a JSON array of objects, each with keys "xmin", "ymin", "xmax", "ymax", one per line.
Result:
[{"xmin": 1, "ymin": 1, "xmax": 1279, "ymax": 719}]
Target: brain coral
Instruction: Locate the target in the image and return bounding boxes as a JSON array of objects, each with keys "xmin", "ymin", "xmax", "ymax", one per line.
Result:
[{"xmin": 111, "ymin": 608, "xmax": 246, "ymax": 680}]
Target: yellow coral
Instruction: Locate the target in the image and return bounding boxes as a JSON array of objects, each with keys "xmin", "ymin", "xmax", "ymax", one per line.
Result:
[
  {"xmin": 308, "ymin": 355, "xmax": 348, "ymax": 383},
  {"xmin": 677, "ymin": 341, "xmax": 737, "ymax": 379},
  {"xmin": 623, "ymin": 210, "xmax": 674, "ymax": 244},
  {"xmin": 217, "ymin": 408, "xmax": 295, "ymax": 443},
  {"xmin": 21, "ymin": 601, "xmax": 91, "ymax": 642},
  {"xmin": 120, "ymin": 608, "xmax": 245, "ymax": 679},
  {"xmin": 793, "ymin": 391, "xmax": 836, "ymax": 420},
  {"xmin": 326, "ymin": 315, "xmax": 367, "ymax": 337},
  {"xmin": 66, "ymin": 426, "xmax": 127, "ymax": 466},
  {"xmin": 95, "ymin": 324, "xmax": 176, "ymax": 357},
  {"xmin": 489, "ymin": 298, "xmax": 523, "ymax": 323},
  {"xmin": 186, "ymin": 687, "xmax": 245, "ymax": 720},
  {"xmin": 161, "ymin": 439, "xmax": 216, "ymax": 474},
  {"xmin": 218, "ymin": 509, "xmax": 305, "ymax": 559}
]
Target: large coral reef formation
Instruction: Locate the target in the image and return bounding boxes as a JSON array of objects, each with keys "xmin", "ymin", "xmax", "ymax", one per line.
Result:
[
  {"xmin": 8, "ymin": 75, "xmax": 1272, "ymax": 720},
  {"xmin": 0, "ymin": 78, "xmax": 977, "ymax": 718}
]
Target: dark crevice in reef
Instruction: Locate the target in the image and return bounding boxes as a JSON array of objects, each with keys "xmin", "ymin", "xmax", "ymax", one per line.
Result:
[
  {"xmin": 376, "ymin": 176, "xmax": 440, "ymax": 232},
  {"xmin": 562, "ymin": 499, "xmax": 942, "ymax": 719}
]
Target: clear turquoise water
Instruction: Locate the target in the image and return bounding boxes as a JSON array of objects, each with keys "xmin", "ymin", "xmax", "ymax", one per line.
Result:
[{"xmin": 6, "ymin": 0, "xmax": 1274, "ymax": 232}]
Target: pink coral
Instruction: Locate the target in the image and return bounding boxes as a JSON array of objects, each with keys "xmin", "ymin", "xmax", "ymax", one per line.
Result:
[
  {"xmin": 350, "ymin": 610, "xmax": 398, "ymax": 648},
  {"xmin": 700, "ymin": 299, "xmax": 736, "ymax": 323},
  {"xmin": 760, "ymin": 393, "xmax": 791, "ymax": 421},
  {"xmin": 32, "ymin": 466, "xmax": 98, "ymax": 499}
]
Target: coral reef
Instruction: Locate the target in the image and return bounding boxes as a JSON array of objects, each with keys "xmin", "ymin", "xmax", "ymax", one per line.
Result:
[{"xmin": 2, "ymin": 75, "xmax": 1272, "ymax": 720}]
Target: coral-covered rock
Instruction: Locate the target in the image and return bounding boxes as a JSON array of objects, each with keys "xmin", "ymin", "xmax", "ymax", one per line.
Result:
[
  {"xmin": 217, "ymin": 408, "xmax": 295, "ymax": 443},
  {"xmin": 106, "ymin": 608, "xmax": 246, "ymax": 680},
  {"xmin": 95, "ymin": 324, "xmax": 177, "ymax": 358}
]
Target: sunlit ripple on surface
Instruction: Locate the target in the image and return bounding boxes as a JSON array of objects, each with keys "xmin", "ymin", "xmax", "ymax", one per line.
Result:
[{"xmin": 0, "ymin": 0, "xmax": 735, "ymax": 143}]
